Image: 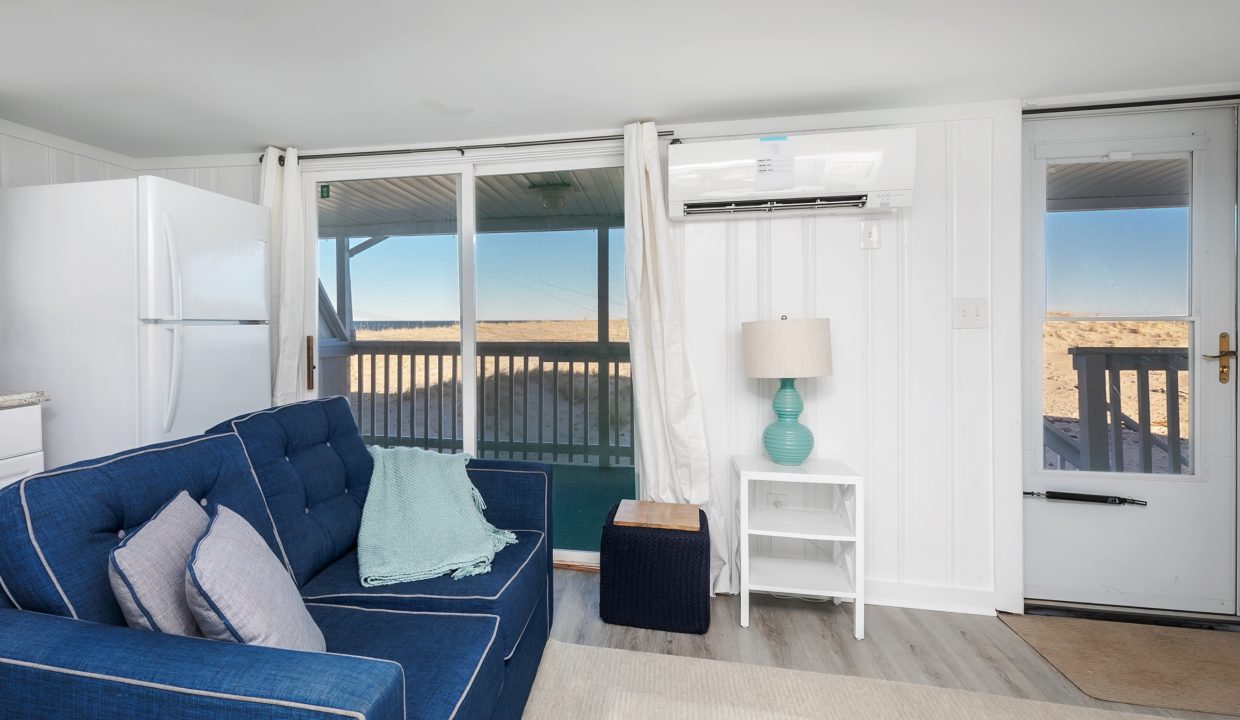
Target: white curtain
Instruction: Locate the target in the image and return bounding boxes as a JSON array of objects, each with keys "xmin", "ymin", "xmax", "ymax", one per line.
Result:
[
  {"xmin": 624, "ymin": 122, "xmax": 730, "ymax": 592},
  {"xmin": 260, "ymin": 147, "xmax": 307, "ymax": 406}
]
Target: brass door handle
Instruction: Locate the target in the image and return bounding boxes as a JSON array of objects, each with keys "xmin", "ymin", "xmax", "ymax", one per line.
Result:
[{"xmin": 1203, "ymin": 332, "xmax": 1235, "ymax": 383}]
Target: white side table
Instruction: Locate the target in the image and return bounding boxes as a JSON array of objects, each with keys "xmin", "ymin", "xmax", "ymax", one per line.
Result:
[
  {"xmin": 0, "ymin": 394, "xmax": 46, "ymax": 489},
  {"xmin": 733, "ymin": 455, "xmax": 864, "ymax": 639}
]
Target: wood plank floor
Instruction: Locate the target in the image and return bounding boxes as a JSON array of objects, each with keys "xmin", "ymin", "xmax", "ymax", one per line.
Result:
[{"xmin": 550, "ymin": 569, "xmax": 1227, "ymax": 719}]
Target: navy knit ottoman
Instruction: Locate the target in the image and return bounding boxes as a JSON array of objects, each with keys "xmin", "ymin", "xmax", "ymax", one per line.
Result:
[{"xmin": 599, "ymin": 503, "xmax": 711, "ymax": 634}]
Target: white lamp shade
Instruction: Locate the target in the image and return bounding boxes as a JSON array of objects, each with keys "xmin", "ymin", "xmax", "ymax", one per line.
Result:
[{"xmin": 742, "ymin": 318, "xmax": 832, "ymax": 379}]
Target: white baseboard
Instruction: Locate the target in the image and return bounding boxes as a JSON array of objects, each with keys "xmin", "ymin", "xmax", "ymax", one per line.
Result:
[{"xmin": 866, "ymin": 580, "xmax": 997, "ymax": 616}]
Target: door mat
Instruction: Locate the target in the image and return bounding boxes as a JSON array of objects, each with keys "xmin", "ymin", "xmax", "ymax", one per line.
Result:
[{"xmin": 1001, "ymin": 613, "xmax": 1240, "ymax": 717}]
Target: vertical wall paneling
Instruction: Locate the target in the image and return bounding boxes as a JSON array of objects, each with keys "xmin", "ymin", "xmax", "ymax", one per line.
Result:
[
  {"xmin": 682, "ymin": 102, "xmax": 1020, "ymax": 614},
  {"xmin": 952, "ymin": 118, "xmax": 997, "ymax": 591},
  {"xmin": 106, "ymin": 164, "xmax": 137, "ymax": 180},
  {"xmin": 0, "ymin": 135, "xmax": 51, "ymax": 187},
  {"xmin": 73, "ymin": 155, "xmax": 107, "ymax": 182},
  {"xmin": 0, "ymin": 119, "xmax": 139, "ymax": 190},
  {"xmin": 141, "ymin": 162, "xmax": 260, "ymax": 204},
  {"xmin": 50, "ymin": 150, "xmax": 75, "ymax": 183}
]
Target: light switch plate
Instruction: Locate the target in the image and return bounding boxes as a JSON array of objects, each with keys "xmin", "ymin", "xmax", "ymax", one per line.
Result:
[
  {"xmin": 953, "ymin": 297, "xmax": 989, "ymax": 329},
  {"xmin": 860, "ymin": 221, "xmax": 880, "ymax": 250}
]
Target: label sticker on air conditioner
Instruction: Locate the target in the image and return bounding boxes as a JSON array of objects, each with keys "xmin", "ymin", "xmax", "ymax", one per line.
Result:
[{"xmin": 755, "ymin": 136, "xmax": 795, "ymax": 192}]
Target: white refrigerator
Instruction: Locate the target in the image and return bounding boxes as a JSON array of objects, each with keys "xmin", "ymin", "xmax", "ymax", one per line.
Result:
[{"xmin": 0, "ymin": 176, "xmax": 272, "ymax": 469}]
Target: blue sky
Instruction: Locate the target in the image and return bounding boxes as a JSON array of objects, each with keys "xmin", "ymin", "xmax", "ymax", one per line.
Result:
[
  {"xmin": 1045, "ymin": 207, "xmax": 1189, "ymax": 316},
  {"xmin": 320, "ymin": 229, "xmax": 626, "ymax": 322},
  {"xmin": 321, "ymin": 208, "xmax": 1188, "ymax": 322}
]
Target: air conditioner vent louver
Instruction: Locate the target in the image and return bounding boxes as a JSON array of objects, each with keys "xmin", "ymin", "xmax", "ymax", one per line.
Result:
[{"xmin": 683, "ymin": 195, "xmax": 868, "ymax": 216}]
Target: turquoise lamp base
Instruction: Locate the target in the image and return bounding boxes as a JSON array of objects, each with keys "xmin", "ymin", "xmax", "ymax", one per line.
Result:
[{"xmin": 763, "ymin": 378, "xmax": 814, "ymax": 466}]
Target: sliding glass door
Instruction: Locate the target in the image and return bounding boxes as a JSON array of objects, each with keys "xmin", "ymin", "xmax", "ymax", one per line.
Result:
[
  {"xmin": 473, "ymin": 167, "xmax": 635, "ymax": 552},
  {"xmin": 313, "ymin": 158, "xmax": 634, "ymax": 553},
  {"xmin": 316, "ymin": 174, "xmax": 465, "ymax": 451}
]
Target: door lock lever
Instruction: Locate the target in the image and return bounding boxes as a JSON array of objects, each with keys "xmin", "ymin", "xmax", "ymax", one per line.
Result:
[{"xmin": 1202, "ymin": 332, "xmax": 1235, "ymax": 383}]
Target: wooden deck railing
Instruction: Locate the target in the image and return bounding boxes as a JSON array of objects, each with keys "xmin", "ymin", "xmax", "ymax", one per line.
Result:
[
  {"xmin": 345, "ymin": 340, "xmax": 634, "ymax": 466},
  {"xmin": 1044, "ymin": 346, "xmax": 1189, "ymax": 473}
]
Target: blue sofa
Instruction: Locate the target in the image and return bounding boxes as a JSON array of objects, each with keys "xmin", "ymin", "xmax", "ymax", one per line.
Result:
[{"xmin": 0, "ymin": 396, "xmax": 553, "ymax": 720}]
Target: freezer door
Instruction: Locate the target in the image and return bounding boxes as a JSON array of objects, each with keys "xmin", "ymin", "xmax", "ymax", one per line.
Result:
[
  {"xmin": 140, "ymin": 323, "xmax": 271, "ymax": 445},
  {"xmin": 139, "ymin": 176, "xmax": 270, "ymax": 322}
]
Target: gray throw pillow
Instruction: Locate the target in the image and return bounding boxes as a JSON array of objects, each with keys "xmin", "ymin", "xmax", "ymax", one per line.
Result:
[
  {"xmin": 185, "ymin": 505, "xmax": 326, "ymax": 653},
  {"xmin": 108, "ymin": 490, "xmax": 209, "ymax": 636}
]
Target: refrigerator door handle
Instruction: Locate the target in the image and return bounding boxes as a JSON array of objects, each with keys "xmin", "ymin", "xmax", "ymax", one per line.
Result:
[
  {"xmin": 163, "ymin": 213, "xmax": 184, "ymax": 321},
  {"xmin": 163, "ymin": 325, "xmax": 184, "ymax": 434}
]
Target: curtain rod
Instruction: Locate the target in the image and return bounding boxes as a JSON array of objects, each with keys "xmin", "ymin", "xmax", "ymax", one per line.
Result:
[{"xmin": 262, "ymin": 130, "xmax": 674, "ymax": 165}]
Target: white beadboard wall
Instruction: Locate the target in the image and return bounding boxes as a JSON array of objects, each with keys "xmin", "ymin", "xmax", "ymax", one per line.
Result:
[
  {"xmin": 0, "ymin": 118, "xmax": 136, "ymax": 188},
  {"xmin": 0, "ymin": 118, "xmax": 260, "ymax": 205},
  {"xmin": 676, "ymin": 101, "xmax": 1022, "ymax": 615},
  {"xmin": 135, "ymin": 154, "xmax": 261, "ymax": 204}
]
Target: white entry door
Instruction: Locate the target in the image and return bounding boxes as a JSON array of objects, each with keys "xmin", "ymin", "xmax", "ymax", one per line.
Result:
[{"xmin": 1023, "ymin": 108, "xmax": 1237, "ymax": 614}]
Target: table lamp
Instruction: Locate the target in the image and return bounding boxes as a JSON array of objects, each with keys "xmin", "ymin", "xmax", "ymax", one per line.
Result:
[{"xmin": 742, "ymin": 316, "xmax": 833, "ymax": 466}]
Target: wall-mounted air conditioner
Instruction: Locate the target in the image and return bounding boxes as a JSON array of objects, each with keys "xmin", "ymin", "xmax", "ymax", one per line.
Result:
[{"xmin": 667, "ymin": 128, "xmax": 916, "ymax": 219}]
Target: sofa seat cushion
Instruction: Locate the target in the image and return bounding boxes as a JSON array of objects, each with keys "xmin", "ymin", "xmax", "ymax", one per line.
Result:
[
  {"xmin": 210, "ymin": 397, "xmax": 373, "ymax": 587},
  {"xmin": 308, "ymin": 603, "xmax": 503, "ymax": 720},
  {"xmin": 302, "ymin": 530, "xmax": 548, "ymax": 660},
  {"xmin": 0, "ymin": 434, "xmax": 284, "ymax": 624}
]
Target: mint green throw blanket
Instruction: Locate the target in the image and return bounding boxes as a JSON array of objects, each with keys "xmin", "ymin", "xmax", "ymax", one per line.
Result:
[{"xmin": 358, "ymin": 447, "xmax": 516, "ymax": 587}]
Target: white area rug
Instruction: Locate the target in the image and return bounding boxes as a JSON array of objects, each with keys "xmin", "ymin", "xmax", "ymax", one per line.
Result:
[{"xmin": 523, "ymin": 640, "xmax": 1154, "ymax": 719}]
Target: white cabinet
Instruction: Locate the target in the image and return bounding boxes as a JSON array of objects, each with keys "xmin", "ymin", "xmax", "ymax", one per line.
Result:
[
  {"xmin": 0, "ymin": 401, "xmax": 45, "ymax": 489},
  {"xmin": 734, "ymin": 455, "xmax": 865, "ymax": 639}
]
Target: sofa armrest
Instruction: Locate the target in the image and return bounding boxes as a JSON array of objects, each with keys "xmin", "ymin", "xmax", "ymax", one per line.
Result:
[
  {"xmin": 466, "ymin": 459, "xmax": 552, "ymax": 535},
  {"xmin": 0, "ymin": 609, "xmax": 404, "ymax": 720}
]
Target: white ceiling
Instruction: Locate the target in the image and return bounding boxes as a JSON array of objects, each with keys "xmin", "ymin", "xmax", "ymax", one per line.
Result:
[{"xmin": 2, "ymin": 1, "xmax": 1239, "ymax": 158}]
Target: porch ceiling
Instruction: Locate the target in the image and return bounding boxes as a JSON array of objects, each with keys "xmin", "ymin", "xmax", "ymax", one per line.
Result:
[
  {"xmin": 1046, "ymin": 158, "xmax": 1189, "ymax": 212},
  {"xmin": 317, "ymin": 167, "xmax": 624, "ymax": 237}
]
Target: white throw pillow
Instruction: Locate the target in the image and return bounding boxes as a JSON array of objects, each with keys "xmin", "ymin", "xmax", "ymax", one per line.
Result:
[
  {"xmin": 108, "ymin": 490, "xmax": 209, "ymax": 636},
  {"xmin": 185, "ymin": 505, "xmax": 326, "ymax": 652}
]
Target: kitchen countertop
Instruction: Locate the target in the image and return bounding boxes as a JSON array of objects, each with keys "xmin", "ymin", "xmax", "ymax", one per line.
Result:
[{"xmin": 0, "ymin": 391, "xmax": 48, "ymax": 410}]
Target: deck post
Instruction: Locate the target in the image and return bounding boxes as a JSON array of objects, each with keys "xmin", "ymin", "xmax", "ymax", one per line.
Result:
[
  {"xmin": 1073, "ymin": 351, "xmax": 1111, "ymax": 471},
  {"xmin": 335, "ymin": 236, "xmax": 354, "ymax": 339},
  {"xmin": 1135, "ymin": 363, "xmax": 1153, "ymax": 472},
  {"xmin": 1166, "ymin": 369, "xmax": 1182, "ymax": 473}
]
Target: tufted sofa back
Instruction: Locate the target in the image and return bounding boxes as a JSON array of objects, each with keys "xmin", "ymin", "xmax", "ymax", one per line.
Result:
[
  {"xmin": 208, "ymin": 397, "xmax": 373, "ymax": 587},
  {"xmin": 0, "ymin": 434, "xmax": 283, "ymax": 625}
]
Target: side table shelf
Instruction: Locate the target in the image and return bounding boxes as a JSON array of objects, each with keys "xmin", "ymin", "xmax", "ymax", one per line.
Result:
[{"xmin": 733, "ymin": 455, "xmax": 864, "ymax": 640}]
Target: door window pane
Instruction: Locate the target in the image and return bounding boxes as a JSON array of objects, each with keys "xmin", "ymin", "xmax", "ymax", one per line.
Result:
[
  {"xmin": 475, "ymin": 168, "xmax": 635, "ymax": 552},
  {"xmin": 1045, "ymin": 159, "xmax": 1190, "ymax": 317},
  {"xmin": 1041, "ymin": 157, "xmax": 1192, "ymax": 474},
  {"xmin": 1043, "ymin": 320, "xmax": 1190, "ymax": 473},
  {"xmin": 316, "ymin": 175, "xmax": 463, "ymax": 452}
]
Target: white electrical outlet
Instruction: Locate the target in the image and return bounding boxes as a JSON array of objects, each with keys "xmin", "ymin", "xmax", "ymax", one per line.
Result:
[
  {"xmin": 953, "ymin": 297, "xmax": 989, "ymax": 329},
  {"xmin": 860, "ymin": 220, "xmax": 880, "ymax": 250},
  {"xmin": 767, "ymin": 492, "xmax": 787, "ymax": 509}
]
